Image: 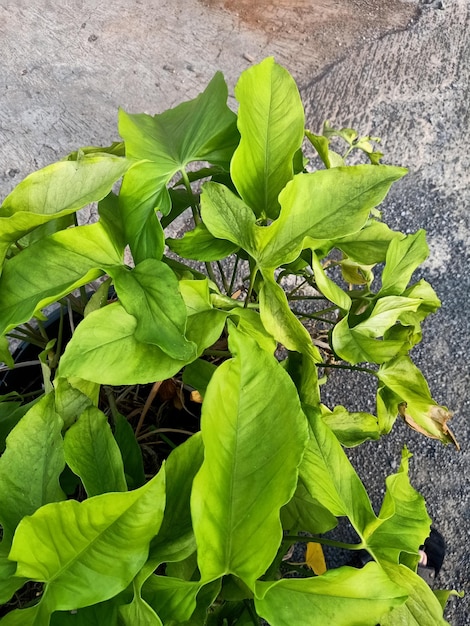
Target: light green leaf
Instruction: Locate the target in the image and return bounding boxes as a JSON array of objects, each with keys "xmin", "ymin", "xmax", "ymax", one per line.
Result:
[
  {"xmin": 300, "ymin": 406, "xmax": 376, "ymax": 533},
  {"xmin": 336, "ymin": 220, "xmax": 404, "ymax": 264},
  {"xmin": 231, "ymin": 57, "xmax": 305, "ymax": 219},
  {"xmin": 63, "ymin": 406, "xmax": 128, "ymax": 497},
  {"xmin": 310, "ymin": 251, "xmax": 352, "ymax": 311},
  {"xmin": 0, "ymin": 154, "xmax": 131, "ymax": 269},
  {"xmin": 380, "ymin": 563, "xmax": 449, "ymax": 625},
  {"xmin": 0, "ymin": 336, "xmax": 13, "ymax": 368},
  {"xmin": 53, "ymin": 377, "xmax": 96, "ymax": 430},
  {"xmin": 9, "ymin": 467, "xmax": 166, "ymax": 612},
  {"xmin": 118, "ymin": 72, "xmax": 238, "ymax": 259},
  {"xmin": 191, "ymin": 323, "xmax": 308, "ymax": 587},
  {"xmin": 305, "ymin": 130, "xmax": 335, "ymax": 169},
  {"xmin": 377, "ymin": 356, "xmax": 459, "ymax": 448},
  {"xmin": 257, "ymin": 165, "xmax": 407, "ymax": 268},
  {"xmin": 255, "ymin": 562, "xmax": 407, "ymax": 626},
  {"xmin": 167, "ymin": 222, "xmax": 238, "ymax": 261},
  {"xmin": 321, "ymin": 405, "xmax": 380, "ymax": 447},
  {"xmin": 0, "ymin": 221, "xmax": 123, "ymax": 337},
  {"xmin": 142, "ymin": 577, "xmax": 204, "ymax": 624},
  {"xmin": 377, "ymin": 382, "xmax": 403, "ymax": 434},
  {"xmin": 0, "ymin": 393, "xmax": 65, "ymax": 543},
  {"xmin": 332, "ymin": 296, "xmax": 422, "ymax": 364},
  {"xmin": 58, "ymin": 301, "xmax": 226, "ymax": 385},
  {"xmin": 109, "ymin": 259, "xmax": 197, "ymax": 360},
  {"xmin": 0, "ymin": 552, "xmax": 25, "ymax": 605},
  {"xmin": 182, "ymin": 359, "xmax": 217, "ymax": 398},
  {"xmin": 364, "ymin": 447, "xmax": 431, "ymax": 568},
  {"xmin": 379, "ymin": 230, "xmax": 429, "ymax": 296},
  {"xmin": 280, "ymin": 478, "xmax": 338, "ymax": 535},
  {"xmin": 200, "ymin": 182, "xmax": 259, "ymax": 257},
  {"xmin": 119, "ymin": 586, "xmax": 163, "ymax": 626}
]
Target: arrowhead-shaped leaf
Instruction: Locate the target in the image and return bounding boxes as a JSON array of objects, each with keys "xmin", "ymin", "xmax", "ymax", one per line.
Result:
[
  {"xmin": 0, "ymin": 154, "xmax": 131, "ymax": 270},
  {"xmin": 63, "ymin": 406, "xmax": 128, "ymax": 497},
  {"xmin": 231, "ymin": 57, "xmax": 305, "ymax": 219},
  {"xmin": 0, "ymin": 394, "xmax": 65, "ymax": 544},
  {"xmin": 191, "ymin": 323, "xmax": 308, "ymax": 587},
  {"xmin": 9, "ymin": 467, "xmax": 166, "ymax": 612}
]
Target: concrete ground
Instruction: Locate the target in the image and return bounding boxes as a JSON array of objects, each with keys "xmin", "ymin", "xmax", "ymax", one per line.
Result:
[{"xmin": 0, "ymin": 0, "xmax": 468, "ymax": 622}]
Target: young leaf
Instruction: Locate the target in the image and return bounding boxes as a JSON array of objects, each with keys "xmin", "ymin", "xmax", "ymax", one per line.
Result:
[
  {"xmin": 9, "ymin": 466, "xmax": 166, "ymax": 612},
  {"xmin": 167, "ymin": 222, "xmax": 238, "ymax": 261},
  {"xmin": 63, "ymin": 406, "xmax": 128, "ymax": 497},
  {"xmin": 0, "ymin": 154, "xmax": 131, "ymax": 270},
  {"xmin": 191, "ymin": 323, "xmax": 308, "ymax": 587},
  {"xmin": 231, "ymin": 57, "xmax": 305, "ymax": 220},
  {"xmin": 379, "ymin": 230, "xmax": 429, "ymax": 296},
  {"xmin": 0, "ymin": 393, "xmax": 65, "ymax": 544},
  {"xmin": 255, "ymin": 562, "xmax": 407, "ymax": 626},
  {"xmin": 109, "ymin": 259, "xmax": 197, "ymax": 361},
  {"xmin": 310, "ymin": 251, "xmax": 352, "ymax": 311}
]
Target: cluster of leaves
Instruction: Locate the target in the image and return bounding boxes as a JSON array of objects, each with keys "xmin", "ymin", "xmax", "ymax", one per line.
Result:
[{"xmin": 0, "ymin": 57, "xmax": 461, "ymax": 624}]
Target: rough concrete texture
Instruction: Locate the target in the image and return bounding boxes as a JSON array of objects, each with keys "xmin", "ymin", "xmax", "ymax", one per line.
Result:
[{"xmin": 0, "ymin": 0, "xmax": 469, "ymax": 622}]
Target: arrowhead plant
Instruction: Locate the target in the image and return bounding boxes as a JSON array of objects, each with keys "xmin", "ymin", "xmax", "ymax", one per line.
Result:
[{"xmin": 0, "ymin": 58, "xmax": 460, "ymax": 624}]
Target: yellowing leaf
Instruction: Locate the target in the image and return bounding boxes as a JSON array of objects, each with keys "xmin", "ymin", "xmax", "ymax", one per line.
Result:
[{"xmin": 305, "ymin": 542, "xmax": 327, "ymax": 575}]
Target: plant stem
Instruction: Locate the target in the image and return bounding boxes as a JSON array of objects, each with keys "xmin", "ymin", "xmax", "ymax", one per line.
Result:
[
  {"xmin": 283, "ymin": 535, "xmax": 365, "ymax": 551},
  {"xmin": 135, "ymin": 381, "xmax": 162, "ymax": 437},
  {"xmin": 314, "ymin": 362, "xmax": 378, "ymax": 376},
  {"xmin": 287, "ymin": 295, "xmax": 327, "ymax": 301},
  {"xmin": 180, "ymin": 168, "xmax": 201, "ymax": 226},
  {"xmin": 228, "ymin": 255, "xmax": 240, "ymax": 296},
  {"xmin": 216, "ymin": 260, "xmax": 230, "ymax": 295},
  {"xmin": 290, "ymin": 309, "xmax": 336, "ymax": 324},
  {"xmin": 0, "ymin": 360, "xmax": 42, "ymax": 374},
  {"xmin": 203, "ymin": 349, "xmax": 230, "ymax": 357},
  {"xmin": 245, "ymin": 266, "xmax": 258, "ymax": 308}
]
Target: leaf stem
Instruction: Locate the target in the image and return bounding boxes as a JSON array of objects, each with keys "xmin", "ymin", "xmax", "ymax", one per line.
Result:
[
  {"xmin": 181, "ymin": 168, "xmax": 201, "ymax": 226},
  {"xmin": 0, "ymin": 360, "xmax": 42, "ymax": 373},
  {"xmin": 283, "ymin": 535, "xmax": 365, "ymax": 551},
  {"xmin": 314, "ymin": 362, "xmax": 378, "ymax": 376},
  {"xmin": 228, "ymin": 255, "xmax": 240, "ymax": 296}
]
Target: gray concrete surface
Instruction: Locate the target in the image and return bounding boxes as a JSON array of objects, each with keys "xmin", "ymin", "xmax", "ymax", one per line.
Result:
[{"xmin": 0, "ymin": 0, "xmax": 468, "ymax": 623}]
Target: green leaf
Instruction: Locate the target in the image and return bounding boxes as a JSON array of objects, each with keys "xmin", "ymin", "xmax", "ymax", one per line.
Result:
[
  {"xmin": 380, "ymin": 563, "xmax": 450, "ymax": 625},
  {"xmin": 300, "ymin": 406, "xmax": 376, "ymax": 533},
  {"xmin": 255, "ymin": 562, "xmax": 407, "ymax": 626},
  {"xmin": 0, "ymin": 397, "xmax": 38, "ymax": 454},
  {"xmin": 0, "ymin": 221, "xmax": 123, "ymax": 337},
  {"xmin": 112, "ymin": 410, "xmax": 146, "ymax": 489},
  {"xmin": 9, "ymin": 467, "xmax": 166, "ymax": 612},
  {"xmin": 191, "ymin": 323, "xmax": 308, "ymax": 587},
  {"xmin": 310, "ymin": 251, "xmax": 352, "ymax": 311},
  {"xmin": 0, "ymin": 601, "xmax": 50, "ymax": 626},
  {"xmin": 50, "ymin": 599, "xmax": 120, "ymax": 626},
  {"xmin": 0, "ymin": 336, "xmax": 13, "ymax": 368},
  {"xmin": 305, "ymin": 130, "xmax": 334, "ymax": 168},
  {"xmin": 332, "ymin": 296, "xmax": 422, "ymax": 364},
  {"xmin": 58, "ymin": 299, "xmax": 226, "ymax": 385},
  {"xmin": 231, "ymin": 57, "xmax": 305, "ymax": 219},
  {"xmin": 379, "ymin": 230, "xmax": 429, "ymax": 296},
  {"xmin": 182, "ymin": 359, "xmax": 217, "ymax": 398},
  {"xmin": 167, "ymin": 222, "xmax": 238, "ymax": 261},
  {"xmin": 0, "ymin": 154, "xmax": 131, "ymax": 269},
  {"xmin": 321, "ymin": 405, "xmax": 380, "ymax": 447},
  {"xmin": 53, "ymin": 377, "xmax": 96, "ymax": 430},
  {"xmin": 63, "ymin": 406, "xmax": 128, "ymax": 497},
  {"xmin": 280, "ymin": 478, "xmax": 338, "ymax": 535},
  {"xmin": 377, "ymin": 356, "xmax": 459, "ymax": 448},
  {"xmin": 335, "ymin": 220, "xmax": 403, "ymax": 265},
  {"xmin": 0, "ymin": 393, "xmax": 65, "ymax": 543},
  {"xmin": 364, "ymin": 447, "xmax": 431, "ymax": 568},
  {"xmin": 109, "ymin": 259, "xmax": 197, "ymax": 360},
  {"xmin": 200, "ymin": 182, "xmax": 259, "ymax": 258},
  {"xmin": 119, "ymin": 589, "xmax": 163, "ymax": 626},
  {"xmin": 257, "ymin": 165, "xmax": 407, "ymax": 268},
  {"xmin": 118, "ymin": 72, "xmax": 238, "ymax": 259},
  {"xmin": 142, "ymin": 577, "xmax": 204, "ymax": 624}
]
